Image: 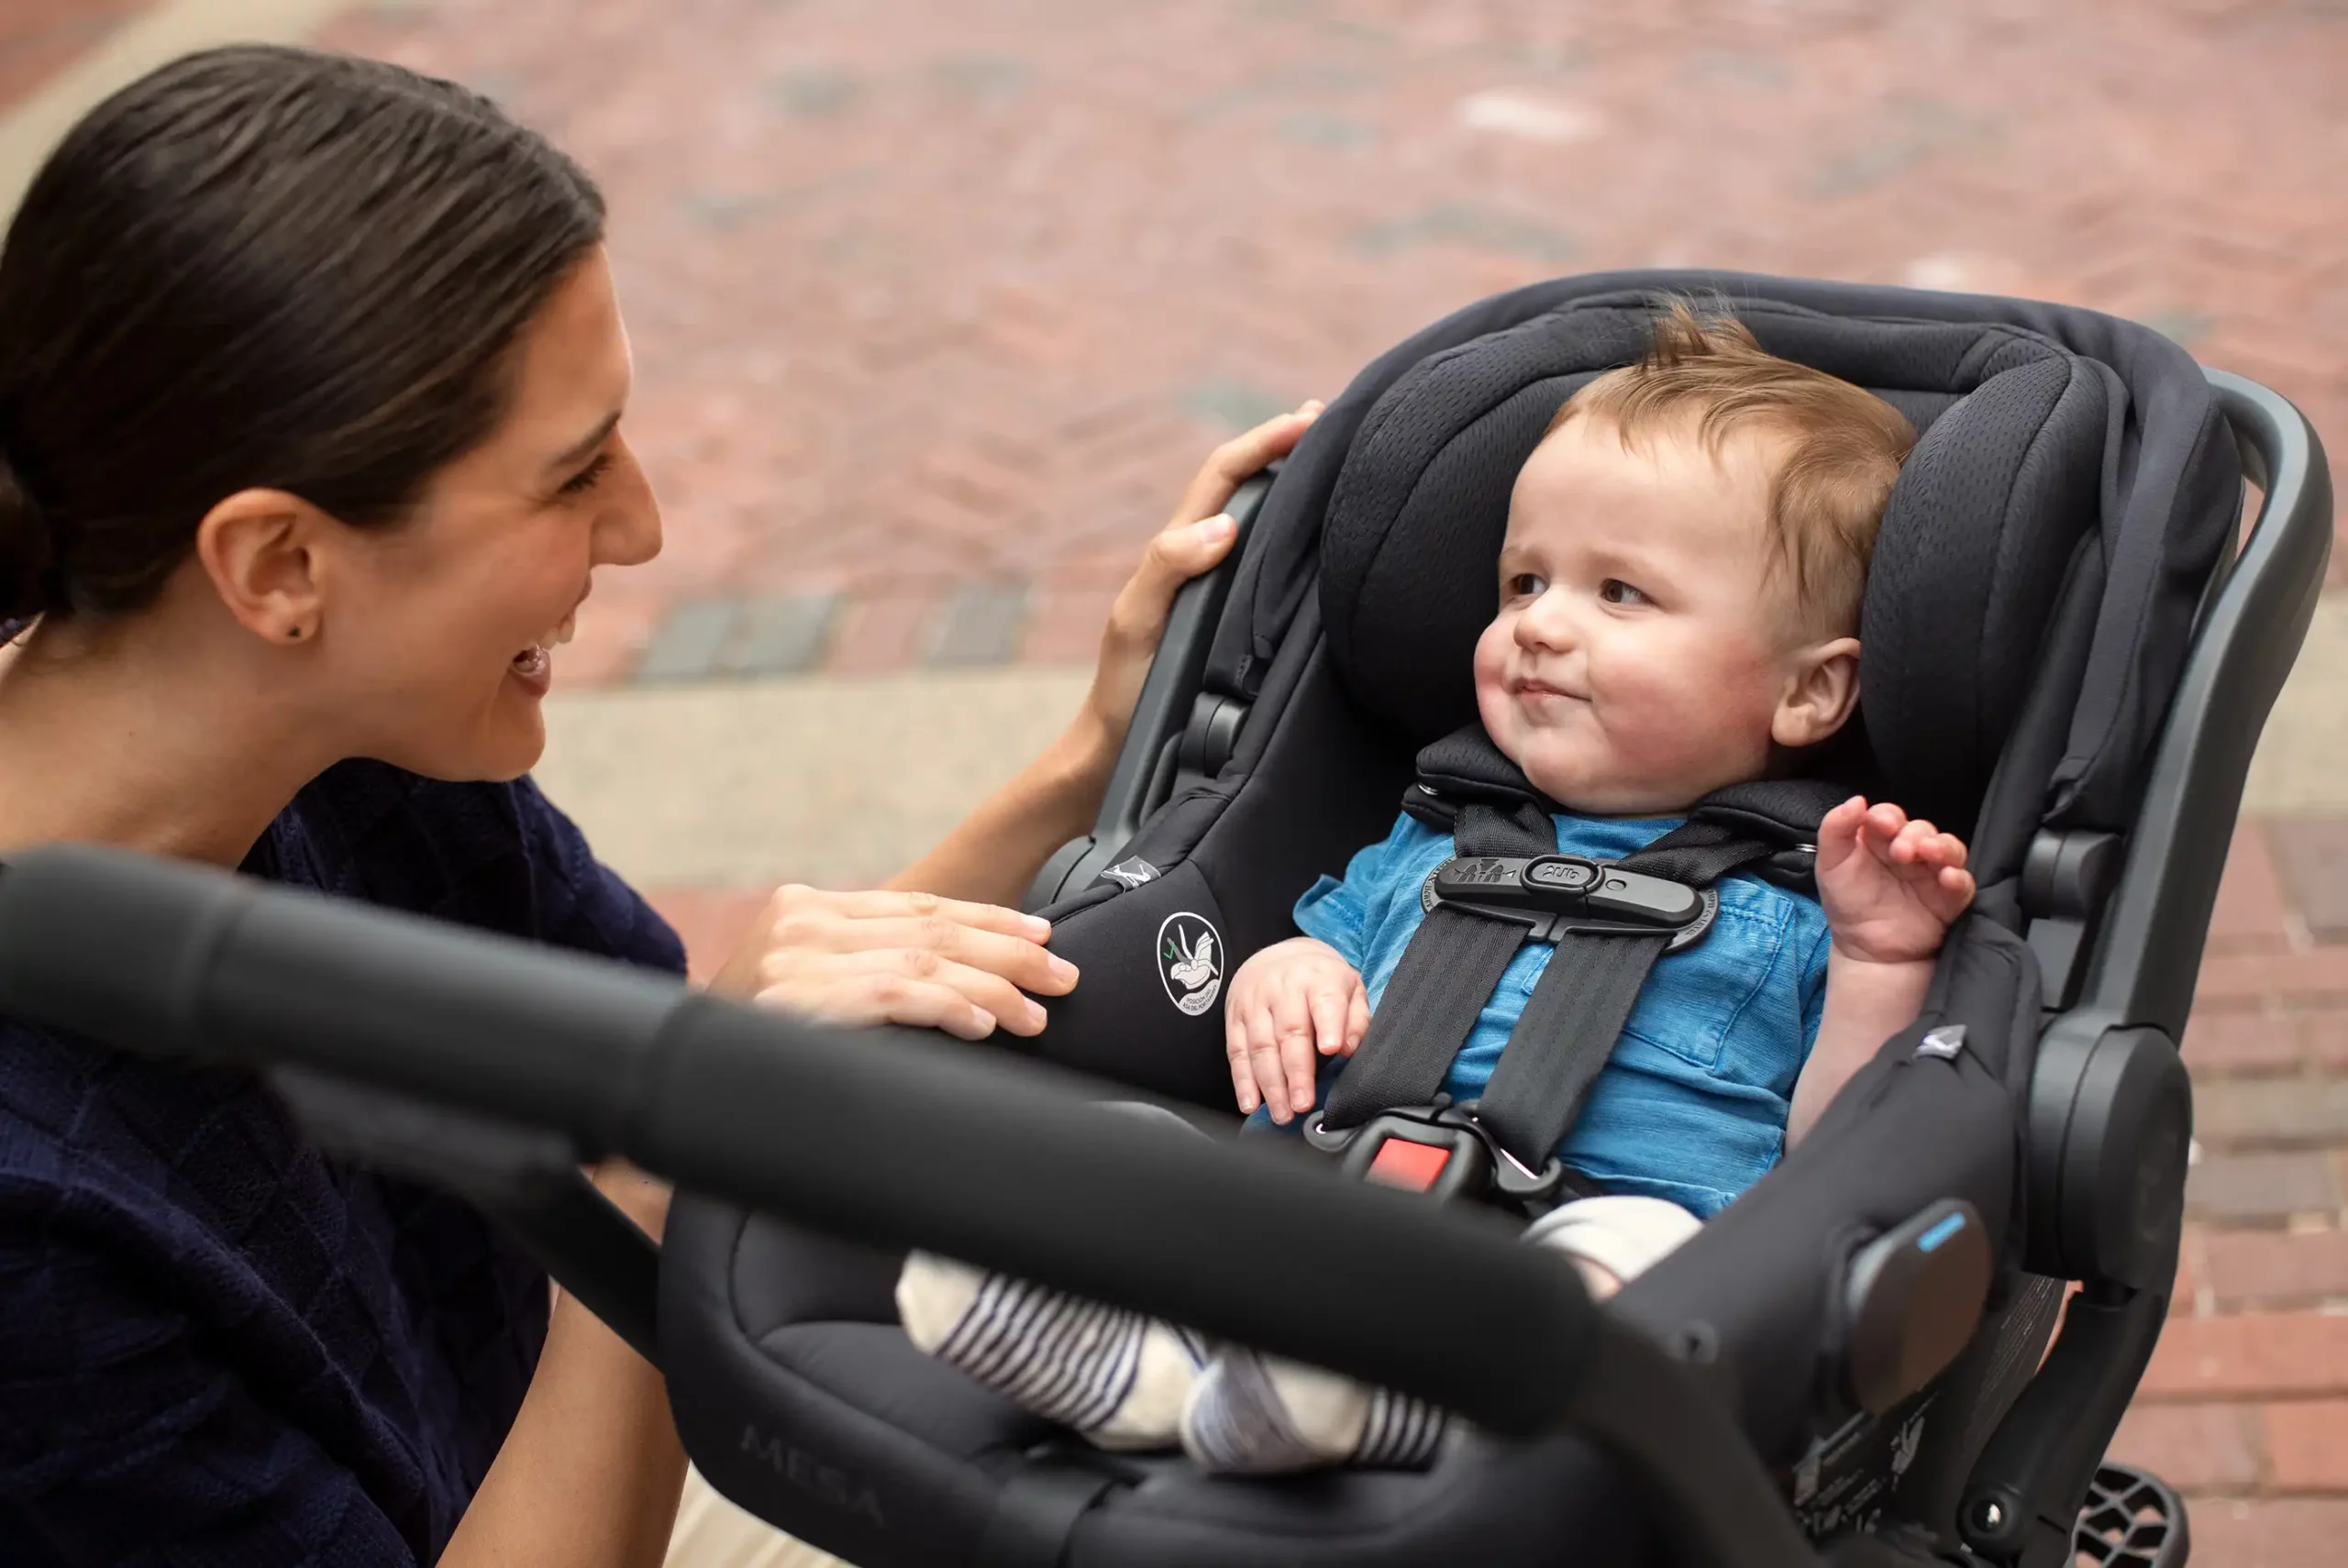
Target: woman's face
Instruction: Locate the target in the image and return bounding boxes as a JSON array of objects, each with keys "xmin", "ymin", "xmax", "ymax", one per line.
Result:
[{"xmin": 316, "ymin": 246, "xmax": 660, "ymax": 781}]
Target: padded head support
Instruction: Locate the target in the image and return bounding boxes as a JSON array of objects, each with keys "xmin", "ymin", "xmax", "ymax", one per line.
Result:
[{"xmin": 1319, "ymin": 299, "xmax": 2110, "ymax": 833}]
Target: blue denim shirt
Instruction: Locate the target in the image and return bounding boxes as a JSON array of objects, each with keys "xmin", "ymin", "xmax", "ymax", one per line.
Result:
[{"xmin": 1269, "ymin": 811, "xmax": 1830, "ymax": 1217}]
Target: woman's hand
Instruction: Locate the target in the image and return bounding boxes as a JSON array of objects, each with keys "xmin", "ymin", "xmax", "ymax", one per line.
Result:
[
  {"xmin": 880, "ymin": 398, "xmax": 1327, "ymax": 912},
  {"xmin": 1077, "ymin": 400, "xmax": 1324, "ymax": 756},
  {"xmin": 710, "ymin": 884, "xmax": 1076, "ymax": 1040}
]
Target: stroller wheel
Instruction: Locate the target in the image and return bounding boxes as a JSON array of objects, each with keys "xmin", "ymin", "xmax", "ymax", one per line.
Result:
[{"xmin": 2074, "ymin": 1463, "xmax": 2189, "ymax": 1567}]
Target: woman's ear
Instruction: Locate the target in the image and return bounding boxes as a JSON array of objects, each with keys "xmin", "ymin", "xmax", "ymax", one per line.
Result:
[
  {"xmin": 192, "ymin": 488, "xmax": 333, "ymax": 643},
  {"xmin": 1772, "ymin": 635, "xmax": 1861, "ymax": 749}
]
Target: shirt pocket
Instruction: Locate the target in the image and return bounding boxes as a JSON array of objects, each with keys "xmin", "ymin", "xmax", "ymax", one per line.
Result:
[{"xmin": 1605, "ymin": 894, "xmax": 1791, "ymax": 1074}]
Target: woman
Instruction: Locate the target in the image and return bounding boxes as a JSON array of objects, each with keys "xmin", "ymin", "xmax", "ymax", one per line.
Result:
[{"xmin": 0, "ymin": 46, "xmax": 1315, "ymax": 1567}]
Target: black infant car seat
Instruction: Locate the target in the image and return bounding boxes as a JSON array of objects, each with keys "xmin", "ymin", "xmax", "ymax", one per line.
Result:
[
  {"xmin": 0, "ymin": 271, "xmax": 2327, "ymax": 1568},
  {"xmin": 649, "ymin": 272, "xmax": 2327, "ymax": 1567}
]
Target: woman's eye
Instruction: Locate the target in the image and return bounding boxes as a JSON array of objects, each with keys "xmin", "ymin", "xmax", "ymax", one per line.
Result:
[
  {"xmin": 558, "ymin": 451, "xmax": 614, "ymax": 499},
  {"xmin": 1504, "ymin": 571, "xmax": 1548, "ymax": 599},
  {"xmin": 1599, "ymin": 579, "xmax": 1647, "ymax": 605}
]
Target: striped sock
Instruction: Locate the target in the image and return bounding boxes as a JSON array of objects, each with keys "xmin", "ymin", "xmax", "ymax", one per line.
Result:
[
  {"xmin": 1179, "ymin": 1346, "xmax": 1445, "ymax": 1474},
  {"xmin": 896, "ymin": 1251, "xmax": 1206, "ymax": 1451}
]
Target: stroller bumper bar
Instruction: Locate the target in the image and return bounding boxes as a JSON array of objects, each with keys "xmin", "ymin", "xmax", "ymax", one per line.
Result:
[{"xmin": 0, "ymin": 840, "xmax": 1822, "ymax": 1567}]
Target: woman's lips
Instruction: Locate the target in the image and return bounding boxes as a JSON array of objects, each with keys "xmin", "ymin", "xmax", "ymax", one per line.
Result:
[{"xmin": 508, "ymin": 644, "xmax": 553, "ymax": 696}]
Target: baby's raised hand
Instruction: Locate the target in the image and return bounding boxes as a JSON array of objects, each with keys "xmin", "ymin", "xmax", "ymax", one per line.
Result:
[
  {"xmin": 1815, "ymin": 798, "xmax": 1976, "ymax": 966},
  {"xmin": 1224, "ymin": 937, "xmax": 1369, "ymax": 1123}
]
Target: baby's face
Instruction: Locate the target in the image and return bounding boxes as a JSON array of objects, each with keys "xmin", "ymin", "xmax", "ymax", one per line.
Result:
[{"xmin": 1474, "ymin": 414, "xmax": 1833, "ymax": 816}]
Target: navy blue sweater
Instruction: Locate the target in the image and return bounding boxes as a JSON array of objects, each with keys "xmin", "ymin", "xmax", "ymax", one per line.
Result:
[{"xmin": 0, "ymin": 761, "xmax": 687, "ymax": 1565}]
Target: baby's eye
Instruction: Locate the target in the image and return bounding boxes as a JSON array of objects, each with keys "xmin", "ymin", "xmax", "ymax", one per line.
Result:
[
  {"xmin": 1598, "ymin": 579, "xmax": 1648, "ymax": 606},
  {"xmin": 1504, "ymin": 571, "xmax": 1548, "ymax": 600}
]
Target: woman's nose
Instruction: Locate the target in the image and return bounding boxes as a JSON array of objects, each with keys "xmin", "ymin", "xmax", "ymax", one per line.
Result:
[{"xmin": 593, "ymin": 439, "xmax": 663, "ymax": 569}]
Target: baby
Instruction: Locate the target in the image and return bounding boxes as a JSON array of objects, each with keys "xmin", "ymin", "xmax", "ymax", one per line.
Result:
[{"xmin": 898, "ymin": 302, "xmax": 1973, "ymax": 1474}]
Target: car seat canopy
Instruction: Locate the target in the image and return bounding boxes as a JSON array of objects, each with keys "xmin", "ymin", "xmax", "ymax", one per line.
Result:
[{"xmin": 1315, "ymin": 294, "xmax": 2146, "ymax": 840}]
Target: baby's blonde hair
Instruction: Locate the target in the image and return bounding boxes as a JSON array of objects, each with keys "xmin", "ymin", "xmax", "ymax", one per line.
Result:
[{"xmin": 1549, "ymin": 298, "xmax": 1917, "ymax": 638}]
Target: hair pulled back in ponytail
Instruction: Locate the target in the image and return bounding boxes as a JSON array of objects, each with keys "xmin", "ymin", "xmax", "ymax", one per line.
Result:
[{"xmin": 0, "ymin": 45, "xmax": 605, "ymax": 629}]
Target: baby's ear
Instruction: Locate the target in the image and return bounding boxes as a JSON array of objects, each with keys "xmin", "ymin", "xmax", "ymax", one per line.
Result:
[{"xmin": 1772, "ymin": 636, "xmax": 1861, "ymax": 749}]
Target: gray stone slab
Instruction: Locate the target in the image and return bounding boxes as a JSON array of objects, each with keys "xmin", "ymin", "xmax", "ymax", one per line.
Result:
[
  {"xmin": 725, "ymin": 593, "xmax": 838, "ymax": 677},
  {"xmin": 533, "ymin": 666, "xmax": 1092, "ymax": 889},
  {"xmin": 925, "ymin": 583, "xmax": 1029, "ymax": 668},
  {"xmin": 636, "ymin": 598, "xmax": 740, "ymax": 683}
]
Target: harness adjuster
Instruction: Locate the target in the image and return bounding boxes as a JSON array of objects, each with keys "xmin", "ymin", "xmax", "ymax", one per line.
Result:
[
  {"xmin": 1419, "ymin": 855, "xmax": 1720, "ymax": 953},
  {"xmin": 1303, "ymin": 1099, "xmax": 1568, "ymax": 1207}
]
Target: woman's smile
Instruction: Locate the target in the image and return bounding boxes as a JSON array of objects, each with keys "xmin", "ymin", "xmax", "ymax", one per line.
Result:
[{"xmin": 506, "ymin": 609, "xmax": 580, "ymax": 697}]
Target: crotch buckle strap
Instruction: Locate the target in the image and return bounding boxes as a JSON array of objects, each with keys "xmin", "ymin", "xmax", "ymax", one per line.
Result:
[
  {"xmin": 1420, "ymin": 855, "xmax": 1720, "ymax": 953},
  {"xmin": 1303, "ymin": 1099, "xmax": 1571, "ymax": 1209}
]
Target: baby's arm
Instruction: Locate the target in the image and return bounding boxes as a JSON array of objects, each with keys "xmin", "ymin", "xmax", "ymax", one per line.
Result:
[
  {"xmin": 1790, "ymin": 799, "xmax": 1976, "ymax": 1147},
  {"xmin": 1224, "ymin": 938, "xmax": 1368, "ymax": 1123}
]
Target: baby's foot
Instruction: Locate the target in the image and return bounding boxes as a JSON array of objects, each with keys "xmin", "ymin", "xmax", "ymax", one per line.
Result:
[
  {"xmin": 896, "ymin": 1252, "xmax": 1206, "ymax": 1450},
  {"xmin": 1179, "ymin": 1346, "xmax": 1446, "ymax": 1474}
]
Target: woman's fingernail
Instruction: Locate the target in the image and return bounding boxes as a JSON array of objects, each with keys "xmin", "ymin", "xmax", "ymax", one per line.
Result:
[
  {"xmin": 1197, "ymin": 513, "xmax": 1235, "ymax": 536},
  {"xmin": 1047, "ymin": 955, "xmax": 1078, "ymax": 985},
  {"xmin": 1024, "ymin": 915, "xmax": 1051, "ymax": 937},
  {"xmin": 1299, "ymin": 399, "xmax": 1325, "ymax": 415},
  {"xmin": 1024, "ymin": 999, "xmax": 1048, "ymax": 1032}
]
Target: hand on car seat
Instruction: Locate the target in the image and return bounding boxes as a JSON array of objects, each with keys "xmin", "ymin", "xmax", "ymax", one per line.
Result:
[
  {"xmin": 1079, "ymin": 401, "xmax": 1324, "ymax": 753},
  {"xmin": 1224, "ymin": 936, "xmax": 1368, "ymax": 1121},
  {"xmin": 1814, "ymin": 797, "xmax": 1976, "ymax": 964},
  {"xmin": 711, "ymin": 884, "xmax": 1077, "ymax": 1041}
]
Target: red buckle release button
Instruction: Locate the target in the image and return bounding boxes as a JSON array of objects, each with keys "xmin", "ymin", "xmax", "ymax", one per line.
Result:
[{"xmin": 1366, "ymin": 1137, "xmax": 1452, "ymax": 1193}]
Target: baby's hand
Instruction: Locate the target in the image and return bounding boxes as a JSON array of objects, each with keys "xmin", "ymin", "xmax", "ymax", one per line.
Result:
[
  {"xmin": 1815, "ymin": 798, "xmax": 1976, "ymax": 966},
  {"xmin": 1224, "ymin": 937, "xmax": 1369, "ymax": 1123}
]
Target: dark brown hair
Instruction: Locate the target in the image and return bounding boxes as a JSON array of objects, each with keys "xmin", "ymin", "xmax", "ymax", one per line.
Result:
[
  {"xmin": 1551, "ymin": 298, "xmax": 1917, "ymax": 638},
  {"xmin": 0, "ymin": 46, "xmax": 605, "ymax": 626}
]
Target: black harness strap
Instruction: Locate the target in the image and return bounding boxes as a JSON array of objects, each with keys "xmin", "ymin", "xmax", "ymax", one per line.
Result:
[
  {"xmin": 1475, "ymin": 822, "xmax": 1798, "ymax": 1169},
  {"xmin": 1318, "ymin": 723, "xmax": 1840, "ymax": 1192},
  {"xmin": 1319, "ymin": 794, "xmax": 1556, "ymax": 1133}
]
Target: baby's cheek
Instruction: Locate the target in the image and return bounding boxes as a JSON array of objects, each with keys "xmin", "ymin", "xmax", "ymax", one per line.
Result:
[
  {"xmin": 1470, "ymin": 623, "xmax": 1518, "ymax": 734},
  {"xmin": 1607, "ymin": 653, "xmax": 1774, "ymax": 772}
]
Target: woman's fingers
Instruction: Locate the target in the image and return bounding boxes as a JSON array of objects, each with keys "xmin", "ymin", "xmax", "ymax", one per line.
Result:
[
  {"xmin": 1099, "ymin": 513, "xmax": 1238, "ymax": 659},
  {"xmin": 758, "ymin": 946, "xmax": 1050, "ymax": 1037},
  {"xmin": 769, "ymin": 911, "xmax": 1075, "ymax": 996},
  {"xmin": 1167, "ymin": 402, "xmax": 1323, "ymax": 531},
  {"xmin": 758, "ymin": 974, "xmax": 994, "ymax": 1041},
  {"xmin": 766, "ymin": 882, "xmax": 1050, "ymax": 941}
]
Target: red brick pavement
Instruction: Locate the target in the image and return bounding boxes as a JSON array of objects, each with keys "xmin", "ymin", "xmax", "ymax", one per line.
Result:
[
  {"xmin": 307, "ymin": 0, "xmax": 2348, "ymax": 685},
  {"xmin": 2102, "ymin": 820, "xmax": 2348, "ymax": 1561}
]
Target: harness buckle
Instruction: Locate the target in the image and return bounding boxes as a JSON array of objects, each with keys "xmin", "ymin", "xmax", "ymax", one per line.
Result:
[
  {"xmin": 1303, "ymin": 1099, "xmax": 1567, "ymax": 1208},
  {"xmin": 1420, "ymin": 855, "xmax": 1718, "ymax": 953}
]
